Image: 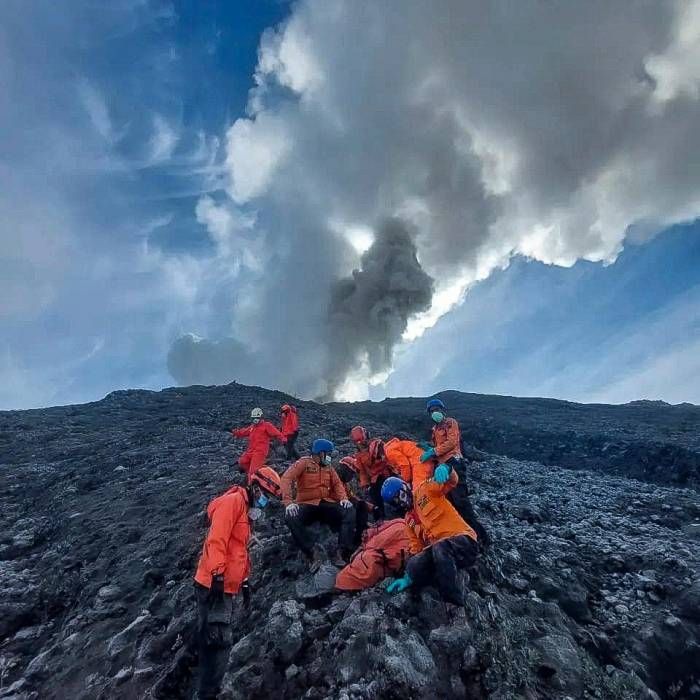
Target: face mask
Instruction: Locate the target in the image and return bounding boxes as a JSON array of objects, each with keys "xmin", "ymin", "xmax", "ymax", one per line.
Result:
[
  {"xmin": 323, "ymin": 455, "xmax": 332, "ymax": 466},
  {"xmin": 431, "ymin": 411, "xmax": 444, "ymax": 423},
  {"xmin": 256, "ymin": 494, "xmax": 269, "ymax": 509},
  {"xmin": 248, "ymin": 507, "xmax": 262, "ymax": 522}
]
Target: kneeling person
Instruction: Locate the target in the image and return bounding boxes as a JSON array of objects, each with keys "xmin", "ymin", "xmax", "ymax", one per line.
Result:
[
  {"xmin": 282, "ymin": 439, "xmax": 355, "ymax": 570},
  {"xmin": 382, "ymin": 467, "xmax": 478, "ymax": 606},
  {"xmin": 193, "ymin": 467, "xmax": 282, "ymax": 699}
]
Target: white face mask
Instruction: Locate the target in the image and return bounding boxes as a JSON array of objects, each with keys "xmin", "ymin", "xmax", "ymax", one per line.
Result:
[{"xmin": 322, "ymin": 454, "xmax": 332, "ymax": 466}]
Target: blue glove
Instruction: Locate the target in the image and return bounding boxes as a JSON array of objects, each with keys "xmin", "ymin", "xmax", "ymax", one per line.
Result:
[
  {"xmin": 434, "ymin": 464, "xmax": 450, "ymax": 484},
  {"xmin": 385, "ymin": 574, "xmax": 412, "ymax": 594},
  {"xmin": 420, "ymin": 447, "xmax": 436, "ymax": 463}
]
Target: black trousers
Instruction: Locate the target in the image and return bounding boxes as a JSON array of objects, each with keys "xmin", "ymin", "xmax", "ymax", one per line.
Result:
[
  {"xmin": 285, "ymin": 500, "xmax": 356, "ymax": 556},
  {"xmin": 285, "ymin": 431, "xmax": 300, "ymax": 460},
  {"xmin": 353, "ymin": 500, "xmax": 371, "ymax": 547},
  {"xmin": 195, "ymin": 583, "xmax": 233, "ymax": 700},
  {"xmin": 445, "ymin": 457, "xmax": 491, "ymax": 548},
  {"xmin": 406, "ymin": 535, "xmax": 478, "ymax": 606},
  {"xmin": 368, "ymin": 475, "xmax": 387, "ymax": 519}
]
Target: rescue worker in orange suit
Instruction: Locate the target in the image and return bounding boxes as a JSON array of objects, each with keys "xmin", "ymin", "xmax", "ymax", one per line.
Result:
[
  {"xmin": 279, "ymin": 404, "xmax": 300, "ymax": 460},
  {"xmin": 420, "ymin": 399, "xmax": 490, "ymax": 548},
  {"xmin": 282, "ymin": 439, "xmax": 355, "ymax": 570},
  {"xmin": 193, "ymin": 467, "xmax": 282, "ymax": 699},
  {"xmin": 335, "ymin": 518, "xmax": 410, "ymax": 591},
  {"xmin": 384, "ymin": 436, "xmax": 436, "ymax": 487},
  {"xmin": 337, "ymin": 455, "xmax": 373, "ymax": 546},
  {"xmin": 381, "ymin": 469, "xmax": 479, "ymax": 606},
  {"xmin": 350, "ymin": 426, "xmax": 394, "ymax": 519},
  {"xmin": 231, "ymin": 407, "xmax": 286, "ymax": 482}
]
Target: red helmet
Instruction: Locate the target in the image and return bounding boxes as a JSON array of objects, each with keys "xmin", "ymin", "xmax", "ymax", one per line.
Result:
[
  {"xmin": 250, "ymin": 466, "xmax": 282, "ymax": 499},
  {"xmin": 350, "ymin": 425, "xmax": 369, "ymax": 444},
  {"xmin": 368, "ymin": 438, "xmax": 384, "ymax": 463},
  {"xmin": 339, "ymin": 455, "xmax": 359, "ymax": 472}
]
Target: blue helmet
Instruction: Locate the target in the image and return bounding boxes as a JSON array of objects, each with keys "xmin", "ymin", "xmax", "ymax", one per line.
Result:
[
  {"xmin": 426, "ymin": 398, "xmax": 446, "ymax": 413},
  {"xmin": 311, "ymin": 438, "xmax": 335, "ymax": 455},
  {"xmin": 381, "ymin": 476, "xmax": 408, "ymax": 503}
]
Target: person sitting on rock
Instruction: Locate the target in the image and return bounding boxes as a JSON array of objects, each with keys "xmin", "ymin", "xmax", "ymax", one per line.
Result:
[
  {"xmin": 350, "ymin": 426, "xmax": 394, "ymax": 519},
  {"xmin": 279, "ymin": 404, "xmax": 300, "ymax": 461},
  {"xmin": 231, "ymin": 407, "xmax": 286, "ymax": 482},
  {"xmin": 337, "ymin": 455, "xmax": 375, "ymax": 546},
  {"xmin": 384, "ymin": 436, "xmax": 437, "ymax": 487},
  {"xmin": 282, "ymin": 439, "xmax": 355, "ymax": 570},
  {"xmin": 193, "ymin": 466, "xmax": 283, "ymax": 700},
  {"xmin": 420, "ymin": 399, "xmax": 490, "ymax": 548},
  {"xmin": 381, "ymin": 470, "xmax": 479, "ymax": 606}
]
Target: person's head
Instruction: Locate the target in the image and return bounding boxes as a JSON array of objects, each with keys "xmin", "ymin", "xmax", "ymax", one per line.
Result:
[
  {"xmin": 381, "ymin": 476, "xmax": 413, "ymax": 514},
  {"xmin": 249, "ymin": 466, "xmax": 282, "ymax": 510},
  {"xmin": 311, "ymin": 438, "xmax": 335, "ymax": 466},
  {"xmin": 337, "ymin": 455, "xmax": 358, "ymax": 484},
  {"xmin": 350, "ymin": 425, "xmax": 369, "ymax": 448},
  {"xmin": 368, "ymin": 438, "xmax": 385, "ymax": 463},
  {"xmin": 251, "ymin": 407, "xmax": 263, "ymax": 424},
  {"xmin": 426, "ymin": 399, "xmax": 446, "ymax": 424},
  {"xmin": 281, "ymin": 404, "xmax": 291, "ymax": 414}
]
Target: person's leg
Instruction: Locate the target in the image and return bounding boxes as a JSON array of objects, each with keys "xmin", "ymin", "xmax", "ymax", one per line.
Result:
[
  {"xmin": 446, "ymin": 457, "xmax": 491, "ymax": 548},
  {"xmin": 195, "ymin": 585, "xmax": 232, "ymax": 700},
  {"xmin": 284, "ymin": 504, "xmax": 319, "ymax": 556},
  {"xmin": 405, "ymin": 547, "xmax": 436, "ymax": 592},
  {"xmin": 247, "ymin": 450, "xmax": 267, "ymax": 482},
  {"xmin": 369, "ymin": 476, "xmax": 386, "ymax": 520},
  {"xmin": 317, "ymin": 501, "xmax": 355, "ymax": 557},
  {"xmin": 353, "ymin": 502, "xmax": 369, "ymax": 547},
  {"xmin": 286, "ymin": 431, "xmax": 300, "ymax": 460},
  {"xmin": 450, "ymin": 534, "xmax": 479, "ymax": 571},
  {"xmin": 238, "ymin": 451, "xmax": 252, "ymax": 476},
  {"xmin": 433, "ymin": 536, "xmax": 476, "ymax": 605}
]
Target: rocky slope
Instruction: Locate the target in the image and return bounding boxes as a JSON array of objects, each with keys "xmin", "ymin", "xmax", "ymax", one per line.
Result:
[
  {"xmin": 332, "ymin": 390, "xmax": 700, "ymax": 488},
  {"xmin": 1, "ymin": 383, "xmax": 699, "ymax": 699}
]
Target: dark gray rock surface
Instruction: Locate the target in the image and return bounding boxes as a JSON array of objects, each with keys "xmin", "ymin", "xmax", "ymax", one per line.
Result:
[{"xmin": 0, "ymin": 382, "xmax": 698, "ymax": 699}]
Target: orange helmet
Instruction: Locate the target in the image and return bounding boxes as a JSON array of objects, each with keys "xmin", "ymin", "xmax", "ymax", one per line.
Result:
[
  {"xmin": 350, "ymin": 425, "xmax": 369, "ymax": 444},
  {"xmin": 368, "ymin": 438, "xmax": 384, "ymax": 463},
  {"xmin": 339, "ymin": 455, "xmax": 359, "ymax": 472},
  {"xmin": 281, "ymin": 404, "xmax": 291, "ymax": 412},
  {"xmin": 250, "ymin": 466, "xmax": 282, "ymax": 499}
]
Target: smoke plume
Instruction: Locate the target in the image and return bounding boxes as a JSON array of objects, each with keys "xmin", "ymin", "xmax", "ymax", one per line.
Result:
[
  {"xmin": 325, "ymin": 219, "xmax": 433, "ymax": 399},
  {"xmin": 168, "ymin": 0, "xmax": 700, "ymax": 400}
]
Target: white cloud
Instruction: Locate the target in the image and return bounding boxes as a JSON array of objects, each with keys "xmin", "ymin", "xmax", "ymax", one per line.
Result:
[
  {"xmin": 225, "ymin": 112, "xmax": 291, "ymax": 203},
  {"xmin": 78, "ymin": 80, "xmax": 114, "ymax": 142},
  {"xmin": 148, "ymin": 113, "xmax": 179, "ymax": 163}
]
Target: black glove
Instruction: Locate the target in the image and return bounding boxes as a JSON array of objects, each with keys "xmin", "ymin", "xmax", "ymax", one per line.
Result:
[
  {"xmin": 241, "ymin": 580, "xmax": 251, "ymax": 609},
  {"xmin": 209, "ymin": 574, "xmax": 225, "ymax": 604}
]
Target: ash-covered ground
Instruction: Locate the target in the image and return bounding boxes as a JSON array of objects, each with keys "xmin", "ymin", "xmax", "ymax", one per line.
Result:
[{"xmin": 1, "ymin": 383, "xmax": 699, "ymax": 699}]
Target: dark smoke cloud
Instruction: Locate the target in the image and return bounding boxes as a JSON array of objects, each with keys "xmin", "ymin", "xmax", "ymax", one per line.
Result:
[{"xmin": 324, "ymin": 218, "xmax": 433, "ymax": 398}]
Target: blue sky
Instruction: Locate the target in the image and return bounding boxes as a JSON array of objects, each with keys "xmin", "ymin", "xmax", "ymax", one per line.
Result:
[{"xmin": 2, "ymin": 1, "xmax": 700, "ymax": 409}]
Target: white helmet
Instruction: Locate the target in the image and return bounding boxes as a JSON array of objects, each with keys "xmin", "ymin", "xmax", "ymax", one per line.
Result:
[{"xmin": 250, "ymin": 407, "xmax": 263, "ymax": 419}]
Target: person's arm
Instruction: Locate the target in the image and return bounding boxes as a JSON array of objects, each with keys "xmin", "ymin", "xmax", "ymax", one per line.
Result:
[
  {"xmin": 331, "ymin": 469, "xmax": 348, "ymax": 502},
  {"xmin": 231, "ymin": 426, "xmax": 251, "ymax": 438},
  {"xmin": 281, "ymin": 460, "xmax": 305, "ymax": 505},
  {"xmin": 356, "ymin": 452, "xmax": 370, "ymax": 488},
  {"xmin": 434, "ymin": 419, "xmax": 459, "ymax": 458},
  {"xmin": 266, "ymin": 421, "xmax": 287, "ymax": 442},
  {"xmin": 406, "ymin": 523, "xmax": 425, "ymax": 555},
  {"xmin": 204, "ymin": 496, "xmax": 239, "ymax": 575},
  {"xmin": 390, "ymin": 447, "xmax": 412, "ymax": 483}
]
